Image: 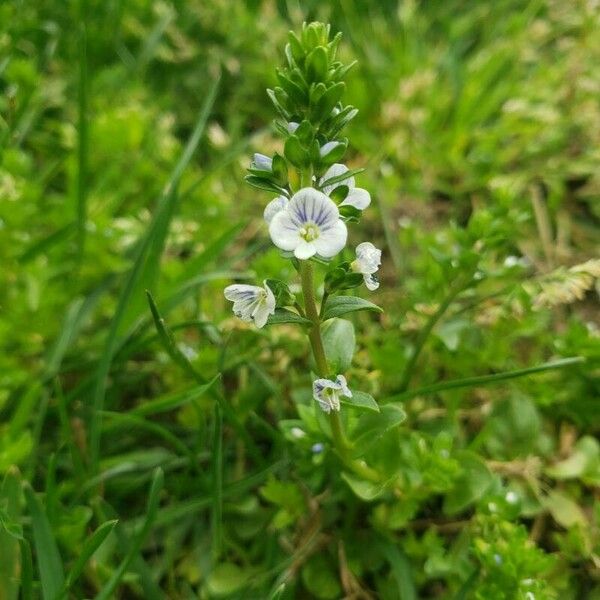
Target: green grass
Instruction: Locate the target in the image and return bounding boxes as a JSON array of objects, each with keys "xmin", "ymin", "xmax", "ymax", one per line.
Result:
[{"xmin": 1, "ymin": 1, "xmax": 599, "ymax": 598}]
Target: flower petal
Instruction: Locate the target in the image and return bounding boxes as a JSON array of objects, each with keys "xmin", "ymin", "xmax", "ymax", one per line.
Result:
[
  {"xmin": 294, "ymin": 240, "xmax": 316, "ymax": 260},
  {"xmin": 321, "ymin": 163, "xmax": 354, "ymax": 195},
  {"xmin": 364, "ymin": 273, "xmax": 379, "ymax": 291},
  {"xmin": 269, "ymin": 210, "xmax": 300, "ymax": 251},
  {"xmin": 340, "ymin": 187, "xmax": 371, "ymax": 210},
  {"xmin": 224, "ymin": 284, "xmax": 260, "ymax": 302},
  {"xmin": 313, "ymin": 220, "xmax": 348, "ymax": 258},
  {"xmin": 264, "ymin": 196, "xmax": 288, "ymax": 224}
]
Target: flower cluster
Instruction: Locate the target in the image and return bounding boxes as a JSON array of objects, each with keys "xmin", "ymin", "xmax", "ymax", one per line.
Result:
[{"xmin": 223, "ymin": 22, "xmax": 382, "ymax": 416}]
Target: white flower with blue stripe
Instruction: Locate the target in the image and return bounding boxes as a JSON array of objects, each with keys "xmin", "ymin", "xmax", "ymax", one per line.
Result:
[
  {"xmin": 223, "ymin": 281, "xmax": 276, "ymax": 328},
  {"xmin": 313, "ymin": 375, "xmax": 352, "ymax": 413},
  {"xmin": 269, "ymin": 188, "xmax": 348, "ymax": 260},
  {"xmin": 352, "ymin": 242, "xmax": 382, "ymax": 291}
]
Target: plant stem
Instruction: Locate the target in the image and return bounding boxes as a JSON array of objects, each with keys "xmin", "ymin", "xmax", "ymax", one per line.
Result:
[{"xmin": 299, "ymin": 260, "xmax": 379, "ymax": 482}]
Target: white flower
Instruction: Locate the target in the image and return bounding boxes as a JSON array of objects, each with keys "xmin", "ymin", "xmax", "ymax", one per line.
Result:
[
  {"xmin": 351, "ymin": 242, "xmax": 382, "ymax": 291},
  {"xmin": 263, "ymin": 195, "xmax": 288, "ymax": 224},
  {"xmin": 287, "ymin": 121, "xmax": 300, "ymax": 134},
  {"xmin": 319, "ymin": 141, "xmax": 342, "ymax": 157},
  {"xmin": 269, "ymin": 188, "xmax": 348, "ymax": 260},
  {"xmin": 252, "ymin": 153, "xmax": 272, "ymax": 171},
  {"xmin": 223, "ymin": 281, "xmax": 276, "ymax": 328},
  {"xmin": 313, "ymin": 375, "xmax": 352, "ymax": 413},
  {"xmin": 320, "ymin": 163, "xmax": 371, "ymax": 210}
]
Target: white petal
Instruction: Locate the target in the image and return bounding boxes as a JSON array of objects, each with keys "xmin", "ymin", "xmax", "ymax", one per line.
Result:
[
  {"xmin": 364, "ymin": 273, "xmax": 380, "ymax": 291},
  {"xmin": 320, "ymin": 163, "xmax": 354, "ymax": 195},
  {"xmin": 294, "ymin": 240, "xmax": 316, "ymax": 260},
  {"xmin": 269, "ymin": 210, "xmax": 300, "ymax": 251},
  {"xmin": 253, "ymin": 153, "xmax": 272, "ymax": 171},
  {"xmin": 264, "ymin": 196, "xmax": 288, "ymax": 224},
  {"xmin": 224, "ymin": 284, "xmax": 261, "ymax": 302},
  {"xmin": 340, "ymin": 187, "xmax": 371, "ymax": 210},
  {"xmin": 289, "ymin": 188, "xmax": 339, "ymax": 227},
  {"xmin": 253, "ymin": 304, "xmax": 271, "ymax": 328},
  {"xmin": 263, "ymin": 281, "xmax": 276, "ymax": 312},
  {"xmin": 336, "ymin": 375, "xmax": 352, "ymax": 398},
  {"xmin": 355, "ymin": 242, "xmax": 382, "ymax": 273},
  {"xmin": 319, "ymin": 141, "xmax": 340, "ymax": 157},
  {"xmin": 313, "ymin": 220, "xmax": 347, "ymax": 258}
]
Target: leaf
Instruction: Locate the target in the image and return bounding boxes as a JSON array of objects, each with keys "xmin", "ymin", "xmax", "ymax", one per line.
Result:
[
  {"xmin": 544, "ymin": 490, "xmax": 587, "ymax": 529},
  {"xmin": 24, "ymin": 486, "xmax": 65, "ymax": 600},
  {"xmin": 342, "ymin": 473, "xmax": 389, "ymax": 501},
  {"xmin": 545, "ymin": 436, "xmax": 600, "ymax": 482},
  {"xmin": 322, "ymin": 295, "xmax": 383, "ymax": 321},
  {"xmin": 377, "ymin": 539, "xmax": 417, "ymax": 600},
  {"xmin": 351, "ymin": 405, "xmax": 406, "ymax": 457},
  {"xmin": 267, "ymin": 308, "xmax": 312, "ymax": 326},
  {"xmin": 62, "ymin": 520, "xmax": 117, "ymax": 594},
  {"xmin": 319, "ymin": 167, "xmax": 365, "ymax": 190},
  {"xmin": 443, "ymin": 452, "xmax": 495, "ymax": 515},
  {"xmin": 341, "ymin": 390, "xmax": 379, "ymax": 413},
  {"xmin": 130, "ymin": 377, "xmax": 220, "ymax": 417},
  {"xmin": 89, "ymin": 76, "xmax": 221, "ymax": 472},
  {"xmin": 321, "ymin": 318, "xmax": 355, "ymax": 372},
  {"xmin": 0, "ymin": 467, "xmax": 22, "ymax": 600},
  {"xmin": 206, "ymin": 563, "xmax": 252, "ymax": 597},
  {"xmin": 96, "ymin": 468, "xmax": 164, "ymax": 600}
]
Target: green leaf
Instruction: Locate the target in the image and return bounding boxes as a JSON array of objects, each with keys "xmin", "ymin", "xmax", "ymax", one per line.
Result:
[
  {"xmin": 443, "ymin": 452, "xmax": 495, "ymax": 515},
  {"xmin": 545, "ymin": 436, "xmax": 600, "ymax": 482},
  {"xmin": 244, "ymin": 175, "xmax": 287, "ymax": 194},
  {"xmin": 321, "ymin": 318, "xmax": 355, "ymax": 372},
  {"xmin": 544, "ymin": 490, "xmax": 587, "ymax": 529},
  {"xmin": 96, "ymin": 468, "xmax": 164, "ymax": 600},
  {"xmin": 284, "ymin": 135, "xmax": 307, "ymax": 168},
  {"xmin": 267, "ymin": 308, "xmax": 312, "ymax": 326},
  {"xmin": 342, "ymin": 473, "xmax": 389, "ymax": 501},
  {"xmin": 88, "ymin": 76, "xmax": 221, "ymax": 472},
  {"xmin": 322, "ymin": 295, "xmax": 383, "ymax": 321},
  {"xmin": 206, "ymin": 563, "xmax": 252, "ymax": 597},
  {"xmin": 341, "ymin": 390, "xmax": 379, "ymax": 412},
  {"xmin": 351, "ymin": 405, "xmax": 406, "ymax": 457},
  {"xmin": 62, "ymin": 520, "xmax": 117, "ymax": 595},
  {"xmin": 24, "ymin": 486, "xmax": 65, "ymax": 600},
  {"xmin": 0, "ymin": 467, "xmax": 22, "ymax": 600},
  {"xmin": 306, "ymin": 46, "xmax": 328, "ymax": 81}
]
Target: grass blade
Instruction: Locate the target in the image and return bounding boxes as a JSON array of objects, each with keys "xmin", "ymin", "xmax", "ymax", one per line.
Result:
[
  {"xmin": 386, "ymin": 356, "xmax": 585, "ymax": 403},
  {"xmin": 211, "ymin": 402, "xmax": 223, "ymax": 560},
  {"xmin": 24, "ymin": 486, "xmax": 65, "ymax": 600},
  {"xmin": 0, "ymin": 467, "xmax": 22, "ymax": 600},
  {"xmin": 96, "ymin": 468, "xmax": 164, "ymax": 600},
  {"xmin": 61, "ymin": 520, "xmax": 117, "ymax": 596},
  {"xmin": 88, "ymin": 76, "xmax": 220, "ymax": 473}
]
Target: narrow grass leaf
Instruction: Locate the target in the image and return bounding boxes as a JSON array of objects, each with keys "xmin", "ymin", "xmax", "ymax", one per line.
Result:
[
  {"xmin": 96, "ymin": 468, "xmax": 164, "ymax": 600},
  {"xmin": 89, "ymin": 77, "xmax": 220, "ymax": 472},
  {"xmin": 0, "ymin": 467, "xmax": 22, "ymax": 600},
  {"xmin": 61, "ymin": 520, "xmax": 117, "ymax": 596},
  {"xmin": 24, "ymin": 486, "xmax": 64, "ymax": 600}
]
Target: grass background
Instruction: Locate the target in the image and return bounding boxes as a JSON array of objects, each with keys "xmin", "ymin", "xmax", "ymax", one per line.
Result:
[{"xmin": 1, "ymin": 0, "xmax": 599, "ymax": 598}]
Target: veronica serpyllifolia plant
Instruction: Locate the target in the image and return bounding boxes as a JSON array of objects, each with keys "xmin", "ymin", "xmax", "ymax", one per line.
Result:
[{"xmin": 224, "ymin": 22, "xmax": 397, "ymax": 482}]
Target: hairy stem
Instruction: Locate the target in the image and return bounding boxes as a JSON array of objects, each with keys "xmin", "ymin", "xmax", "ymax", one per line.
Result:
[{"xmin": 299, "ymin": 259, "xmax": 379, "ymax": 482}]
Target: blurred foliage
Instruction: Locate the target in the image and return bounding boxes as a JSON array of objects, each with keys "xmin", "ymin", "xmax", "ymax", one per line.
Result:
[{"xmin": 0, "ymin": 0, "xmax": 599, "ymax": 598}]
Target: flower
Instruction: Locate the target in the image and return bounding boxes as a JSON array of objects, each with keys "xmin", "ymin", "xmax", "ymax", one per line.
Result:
[
  {"xmin": 351, "ymin": 242, "xmax": 382, "ymax": 291},
  {"xmin": 223, "ymin": 281, "xmax": 276, "ymax": 328},
  {"xmin": 252, "ymin": 153, "xmax": 272, "ymax": 172},
  {"xmin": 320, "ymin": 163, "xmax": 371, "ymax": 210},
  {"xmin": 312, "ymin": 375, "xmax": 352, "ymax": 413},
  {"xmin": 269, "ymin": 188, "xmax": 348, "ymax": 260},
  {"xmin": 263, "ymin": 195, "xmax": 288, "ymax": 224}
]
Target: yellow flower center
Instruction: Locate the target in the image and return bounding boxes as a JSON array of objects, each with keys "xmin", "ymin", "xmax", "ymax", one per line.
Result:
[{"xmin": 299, "ymin": 223, "xmax": 320, "ymax": 242}]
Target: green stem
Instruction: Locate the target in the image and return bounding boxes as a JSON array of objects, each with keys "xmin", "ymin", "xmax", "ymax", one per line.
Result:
[
  {"xmin": 397, "ymin": 276, "xmax": 469, "ymax": 392},
  {"xmin": 299, "ymin": 260, "xmax": 379, "ymax": 482}
]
